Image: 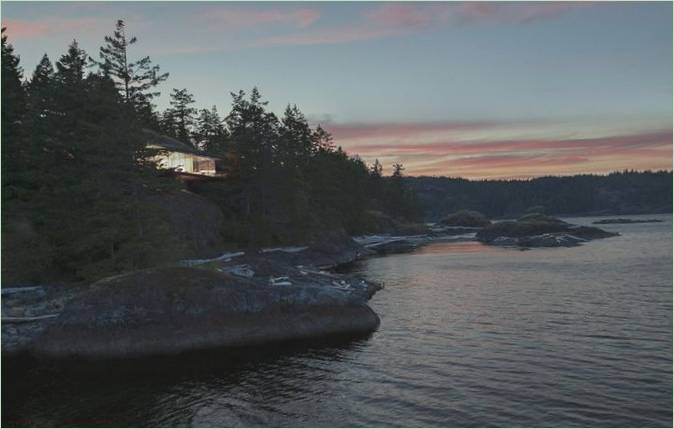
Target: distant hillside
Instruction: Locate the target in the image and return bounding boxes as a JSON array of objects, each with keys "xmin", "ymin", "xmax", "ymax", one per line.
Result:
[{"xmin": 405, "ymin": 171, "xmax": 673, "ymax": 221}]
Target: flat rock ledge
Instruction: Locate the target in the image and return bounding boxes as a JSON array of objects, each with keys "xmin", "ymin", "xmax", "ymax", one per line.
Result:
[{"xmin": 5, "ymin": 267, "xmax": 380, "ymax": 359}]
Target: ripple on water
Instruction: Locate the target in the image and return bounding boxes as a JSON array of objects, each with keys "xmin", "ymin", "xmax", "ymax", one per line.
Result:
[{"xmin": 2, "ymin": 216, "xmax": 672, "ymax": 427}]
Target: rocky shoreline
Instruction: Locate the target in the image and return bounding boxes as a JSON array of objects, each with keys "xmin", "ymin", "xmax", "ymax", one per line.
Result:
[
  {"xmin": 2, "ymin": 216, "xmax": 621, "ymax": 359},
  {"xmin": 1, "ymin": 232, "xmax": 384, "ymax": 358}
]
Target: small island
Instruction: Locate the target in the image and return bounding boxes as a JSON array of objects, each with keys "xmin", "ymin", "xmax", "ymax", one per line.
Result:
[
  {"xmin": 592, "ymin": 218, "xmax": 663, "ymax": 225},
  {"xmin": 476, "ymin": 213, "xmax": 618, "ymax": 247}
]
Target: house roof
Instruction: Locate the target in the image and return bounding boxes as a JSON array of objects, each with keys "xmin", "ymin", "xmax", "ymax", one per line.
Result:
[{"xmin": 143, "ymin": 129, "xmax": 200, "ymax": 154}]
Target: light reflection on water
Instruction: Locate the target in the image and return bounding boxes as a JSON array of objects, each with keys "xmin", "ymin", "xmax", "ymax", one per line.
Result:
[{"xmin": 3, "ymin": 215, "xmax": 672, "ymax": 427}]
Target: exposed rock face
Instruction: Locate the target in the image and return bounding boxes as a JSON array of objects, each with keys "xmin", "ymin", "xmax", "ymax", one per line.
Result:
[
  {"xmin": 440, "ymin": 210, "xmax": 491, "ymax": 228},
  {"xmin": 477, "ymin": 216, "xmax": 618, "ymax": 247},
  {"xmin": 27, "ymin": 267, "xmax": 380, "ymax": 359}
]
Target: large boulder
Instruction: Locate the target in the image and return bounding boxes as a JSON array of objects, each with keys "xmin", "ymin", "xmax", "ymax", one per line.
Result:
[
  {"xmin": 29, "ymin": 267, "xmax": 380, "ymax": 359},
  {"xmin": 440, "ymin": 210, "xmax": 491, "ymax": 228}
]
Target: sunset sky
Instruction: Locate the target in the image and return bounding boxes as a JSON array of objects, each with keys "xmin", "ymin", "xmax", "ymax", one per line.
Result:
[{"xmin": 2, "ymin": 1, "xmax": 672, "ymax": 179}]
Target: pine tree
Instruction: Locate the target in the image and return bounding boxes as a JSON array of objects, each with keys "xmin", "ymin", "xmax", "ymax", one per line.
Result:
[
  {"xmin": 26, "ymin": 54, "xmax": 56, "ymax": 120},
  {"xmin": 56, "ymin": 40, "xmax": 87, "ymax": 88},
  {"xmin": 28, "ymin": 54, "xmax": 54, "ymax": 91},
  {"xmin": 278, "ymin": 104, "xmax": 314, "ymax": 167},
  {"xmin": 385, "ymin": 162, "xmax": 420, "ymax": 221},
  {"xmin": 168, "ymin": 88, "xmax": 197, "ymax": 144},
  {"xmin": 312, "ymin": 125, "xmax": 335, "ymax": 153},
  {"xmin": 225, "ymin": 88, "xmax": 279, "ymax": 240},
  {"xmin": 158, "ymin": 109, "xmax": 178, "ymax": 139},
  {"xmin": 1, "ymin": 27, "xmax": 25, "ymax": 145},
  {"xmin": 194, "ymin": 105, "xmax": 228, "ymax": 153},
  {"xmin": 1, "ymin": 26, "xmax": 27, "ymax": 206},
  {"xmin": 95, "ymin": 20, "xmax": 168, "ymax": 114},
  {"xmin": 370, "ymin": 159, "xmax": 383, "ymax": 178}
]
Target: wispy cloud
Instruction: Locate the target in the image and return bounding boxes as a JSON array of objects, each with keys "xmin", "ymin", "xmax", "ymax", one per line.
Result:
[
  {"xmin": 453, "ymin": 1, "xmax": 581, "ymax": 25},
  {"xmin": 193, "ymin": 6, "xmax": 320, "ymax": 30},
  {"xmin": 325, "ymin": 120, "xmax": 672, "ymax": 178},
  {"xmin": 325, "ymin": 120, "xmax": 506, "ymax": 140},
  {"xmin": 2, "ymin": 17, "xmax": 107, "ymax": 39},
  {"xmin": 2, "ymin": 2, "xmax": 586, "ymax": 53},
  {"xmin": 254, "ymin": 2, "xmax": 584, "ymax": 48}
]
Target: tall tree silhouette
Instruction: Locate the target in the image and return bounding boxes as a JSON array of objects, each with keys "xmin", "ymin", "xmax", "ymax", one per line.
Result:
[
  {"xmin": 194, "ymin": 105, "xmax": 228, "ymax": 153},
  {"xmin": 95, "ymin": 20, "xmax": 168, "ymax": 117},
  {"xmin": 2, "ymin": 27, "xmax": 25, "ymax": 135},
  {"xmin": 168, "ymin": 88, "xmax": 197, "ymax": 144}
]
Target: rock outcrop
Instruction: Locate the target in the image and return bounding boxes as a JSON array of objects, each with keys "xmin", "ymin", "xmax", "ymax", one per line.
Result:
[
  {"xmin": 477, "ymin": 216, "xmax": 618, "ymax": 247},
  {"xmin": 22, "ymin": 267, "xmax": 380, "ymax": 359}
]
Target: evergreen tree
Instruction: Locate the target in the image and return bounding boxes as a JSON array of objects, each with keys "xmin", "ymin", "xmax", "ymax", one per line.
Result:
[
  {"xmin": 56, "ymin": 40, "xmax": 87, "ymax": 88},
  {"xmin": 1, "ymin": 27, "xmax": 25, "ymax": 147},
  {"xmin": 158, "ymin": 108, "xmax": 178, "ymax": 139},
  {"xmin": 194, "ymin": 105, "xmax": 228, "ymax": 153},
  {"xmin": 384, "ymin": 163, "xmax": 420, "ymax": 221},
  {"xmin": 370, "ymin": 159, "xmax": 383, "ymax": 178},
  {"xmin": 278, "ymin": 104, "xmax": 314, "ymax": 166},
  {"xmin": 226, "ymin": 88, "xmax": 279, "ymax": 242},
  {"xmin": 95, "ymin": 20, "xmax": 168, "ymax": 117},
  {"xmin": 26, "ymin": 54, "xmax": 56, "ymax": 123},
  {"xmin": 28, "ymin": 54, "xmax": 54, "ymax": 91},
  {"xmin": 312, "ymin": 125, "xmax": 335, "ymax": 153},
  {"xmin": 168, "ymin": 88, "xmax": 197, "ymax": 144}
]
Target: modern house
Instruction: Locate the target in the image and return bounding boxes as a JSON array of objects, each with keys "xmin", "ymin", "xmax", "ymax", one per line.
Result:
[{"xmin": 143, "ymin": 129, "xmax": 224, "ymax": 177}]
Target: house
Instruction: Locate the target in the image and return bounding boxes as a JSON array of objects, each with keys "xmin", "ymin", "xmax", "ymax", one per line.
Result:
[{"xmin": 143, "ymin": 129, "xmax": 224, "ymax": 177}]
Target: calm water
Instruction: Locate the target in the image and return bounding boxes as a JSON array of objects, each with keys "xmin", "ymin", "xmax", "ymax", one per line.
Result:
[{"xmin": 3, "ymin": 215, "xmax": 672, "ymax": 427}]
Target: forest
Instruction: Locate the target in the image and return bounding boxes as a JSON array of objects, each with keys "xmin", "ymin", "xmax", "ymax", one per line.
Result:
[
  {"xmin": 1, "ymin": 21, "xmax": 420, "ymax": 282},
  {"xmin": 408, "ymin": 170, "xmax": 672, "ymax": 221}
]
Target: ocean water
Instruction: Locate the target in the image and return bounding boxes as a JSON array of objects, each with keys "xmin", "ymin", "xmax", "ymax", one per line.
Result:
[{"xmin": 3, "ymin": 215, "xmax": 672, "ymax": 427}]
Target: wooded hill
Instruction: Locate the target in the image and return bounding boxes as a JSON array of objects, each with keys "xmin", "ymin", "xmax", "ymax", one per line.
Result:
[{"xmin": 406, "ymin": 170, "xmax": 672, "ymax": 221}]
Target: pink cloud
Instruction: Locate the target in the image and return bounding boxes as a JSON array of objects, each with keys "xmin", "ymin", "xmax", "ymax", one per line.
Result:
[
  {"xmin": 455, "ymin": 2, "xmax": 581, "ymax": 24},
  {"xmin": 2, "ymin": 17, "xmax": 107, "ymax": 39},
  {"xmin": 365, "ymin": 3, "xmax": 454, "ymax": 29},
  {"xmin": 343, "ymin": 130, "xmax": 673, "ymax": 157},
  {"xmin": 251, "ymin": 25, "xmax": 399, "ymax": 47},
  {"xmin": 251, "ymin": 2, "xmax": 583, "ymax": 49},
  {"xmin": 329, "ymin": 124, "xmax": 672, "ymax": 178},
  {"xmin": 196, "ymin": 7, "xmax": 320, "ymax": 30},
  {"xmin": 327, "ymin": 120, "xmax": 504, "ymax": 140}
]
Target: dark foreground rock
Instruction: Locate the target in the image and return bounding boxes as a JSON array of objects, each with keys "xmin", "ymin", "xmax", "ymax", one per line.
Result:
[
  {"xmin": 592, "ymin": 218, "xmax": 663, "ymax": 225},
  {"xmin": 477, "ymin": 216, "xmax": 618, "ymax": 247},
  {"xmin": 19, "ymin": 267, "xmax": 380, "ymax": 359}
]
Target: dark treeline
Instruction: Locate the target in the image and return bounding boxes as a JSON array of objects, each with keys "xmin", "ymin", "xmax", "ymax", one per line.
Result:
[
  {"xmin": 1, "ymin": 21, "xmax": 419, "ymax": 282},
  {"xmin": 407, "ymin": 170, "xmax": 673, "ymax": 221}
]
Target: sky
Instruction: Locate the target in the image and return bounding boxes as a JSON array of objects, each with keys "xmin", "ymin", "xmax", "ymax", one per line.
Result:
[{"xmin": 2, "ymin": 1, "xmax": 672, "ymax": 179}]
